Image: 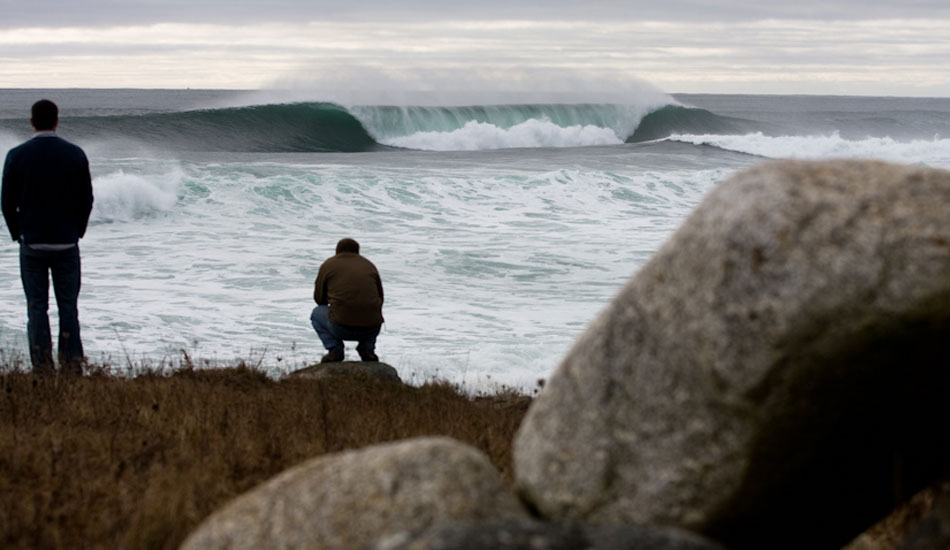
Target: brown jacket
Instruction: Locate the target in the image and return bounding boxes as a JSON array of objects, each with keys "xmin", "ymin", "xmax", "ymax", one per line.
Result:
[{"xmin": 313, "ymin": 252, "xmax": 384, "ymax": 327}]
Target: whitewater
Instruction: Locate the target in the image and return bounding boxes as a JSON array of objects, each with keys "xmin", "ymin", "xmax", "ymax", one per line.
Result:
[{"xmin": 1, "ymin": 90, "xmax": 949, "ymax": 391}]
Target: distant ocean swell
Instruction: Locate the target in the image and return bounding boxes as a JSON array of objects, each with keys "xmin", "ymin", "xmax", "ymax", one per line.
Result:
[
  {"xmin": 7, "ymin": 101, "xmax": 753, "ymax": 153},
  {"xmin": 70, "ymin": 103, "xmax": 381, "ymax": 153},
  {"xmin": 4, "ymin": 98, "xmax": 947, "ymax": 164},
  {"xmin": 669, "ymin": 133, "xmax": 950, "ymax": 168}
]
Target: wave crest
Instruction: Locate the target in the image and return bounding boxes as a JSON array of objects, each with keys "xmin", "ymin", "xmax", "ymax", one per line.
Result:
[
  {"xmin": 627, "ymin": 104, "xmax": 753, "ymax": 142},
  {"xmin": 91, "ymin": 168, "xmax": 182, "ymax": 222},
  {"xmin": 385, "ymin": 118, "xmax": 623, "ymax": 151}
]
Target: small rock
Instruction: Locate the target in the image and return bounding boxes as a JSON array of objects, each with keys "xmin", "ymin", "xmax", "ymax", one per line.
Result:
[{"xmin": 289, "ymin": 360, "xmax": 402, "ymax": 383}]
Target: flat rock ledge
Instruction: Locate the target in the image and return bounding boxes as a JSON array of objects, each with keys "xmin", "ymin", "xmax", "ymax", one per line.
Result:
[{"xmin": 288, "ymin": 361, "xmax": 402, "ymax": 383}]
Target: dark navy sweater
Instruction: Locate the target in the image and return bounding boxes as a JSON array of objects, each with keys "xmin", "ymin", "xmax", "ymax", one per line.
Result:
[{"xmin": 2, "ymin": 134, "xmax": 93, "ymax": 245}]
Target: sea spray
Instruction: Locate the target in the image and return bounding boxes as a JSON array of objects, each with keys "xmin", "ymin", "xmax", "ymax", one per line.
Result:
[{"xmin": 91, "ymin": 167, "xmax": 183, "ymax": 222}]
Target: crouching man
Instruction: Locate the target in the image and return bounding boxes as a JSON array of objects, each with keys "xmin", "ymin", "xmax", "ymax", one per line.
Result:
[{"xmin": 310, "ymin": 238, "xmax": 384, "ymax": 363}]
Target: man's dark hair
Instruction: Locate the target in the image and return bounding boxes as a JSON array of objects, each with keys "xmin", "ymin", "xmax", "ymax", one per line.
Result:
[
  {"xmin": 336, "ymin": 238, "xmax": 360, "ymax": 254},
  {"xmin": 31, "ymin": 99, "xmax": 58, "ymax": 131}
]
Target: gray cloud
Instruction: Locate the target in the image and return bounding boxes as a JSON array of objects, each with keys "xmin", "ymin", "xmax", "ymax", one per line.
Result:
[
  {"xmin": 2, "ymin": 2, "xmax": 949, "ymax": 95},
  {"xmin": 3, "ymin": 0, "xmax": 950, "ymax": 29}
]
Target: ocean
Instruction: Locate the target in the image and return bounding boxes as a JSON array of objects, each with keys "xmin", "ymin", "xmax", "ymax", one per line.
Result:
[{"xmin": 1, "ymin": 89, "xmax": 949, "ymax": 390}]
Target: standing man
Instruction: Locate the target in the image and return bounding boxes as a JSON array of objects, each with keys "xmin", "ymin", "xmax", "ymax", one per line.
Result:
[
  {"xmin": 310, "ymin": 238, "xmax": 384, "ymax": 363},
  {"xmin": 2, "ymin": 99, "xmax": 94, "ymax": 374}
]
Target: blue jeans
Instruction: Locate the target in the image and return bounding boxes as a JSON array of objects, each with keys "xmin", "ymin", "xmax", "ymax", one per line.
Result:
[
  {"xmin": 310, "ymin": 305, "xmax": 380, "ymax": 355},
  {"xmin": 20, "ymin": 243, "xmax": 84, "ymax": 373}
]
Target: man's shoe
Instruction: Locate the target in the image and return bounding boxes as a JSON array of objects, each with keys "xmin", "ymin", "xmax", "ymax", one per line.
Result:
[
  {"xmin": 320, "ymin": 347, "xmax": 344, "ymax": 363},
  {"xmin": 358, "ymin": 350, "xmax": 379, "ymax": 362}
]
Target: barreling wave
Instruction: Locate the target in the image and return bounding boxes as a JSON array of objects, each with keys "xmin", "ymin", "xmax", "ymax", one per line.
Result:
[
  {"xmin": 349, "ymin": 103, "xmax": 654, "ymax": 150},
  {"xmin": 49, "ymin": 101, "xmax": 679, "ymax": 153},
  {"xmin": 626, "ymin": 105, "xmax": 755, "ymax": 143},
  {"xmin": 38, "ymin": 100, "xmax": 759, "ymax": 153},
  {"xmin": 65, "ymin": 103, "xmax": 382, "ymax": 153}
]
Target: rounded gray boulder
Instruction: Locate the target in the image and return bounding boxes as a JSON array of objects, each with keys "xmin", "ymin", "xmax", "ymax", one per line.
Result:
[
  {"xmin": 182, "ymin": 437, "xmax": 528, "ymax": 549},
  {"xmin": 514, "ymin": 160, "xmax": 950, "ymax": 549}
]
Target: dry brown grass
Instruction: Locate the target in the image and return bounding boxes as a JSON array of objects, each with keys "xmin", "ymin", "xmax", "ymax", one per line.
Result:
[{"xmin": 0, "ymin": 360, "xmax": 532, "ymax": 550}]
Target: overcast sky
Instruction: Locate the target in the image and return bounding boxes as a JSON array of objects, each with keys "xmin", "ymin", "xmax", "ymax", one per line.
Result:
[{"xmin": 2, "ymin": 1, "xmax": 950, "ymax": 97}]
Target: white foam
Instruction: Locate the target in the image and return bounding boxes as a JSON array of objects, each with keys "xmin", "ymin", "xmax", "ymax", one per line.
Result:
[
  {"xmin": 384, "ymin": 118, "xmax": 623, "ymax": 151},
  {"xmin": 0, "ymin": 157, "xmax": 726, "ymax": 390},
  {"xmin": 91, "ymin": 167, "xmax": 182, "ymax": 222},
  {"xmin": 670, "ymin": 132, "xmax": 950, "ymax": 169}
]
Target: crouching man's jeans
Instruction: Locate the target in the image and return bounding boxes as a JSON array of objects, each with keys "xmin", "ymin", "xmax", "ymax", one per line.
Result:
[
  {"xmin": 19, "ymin": 243, "xmax": 84, "ymax": 373},
  {"xmin": 310, "ymin": 305, "xmax": 380, "ymax": 356}
]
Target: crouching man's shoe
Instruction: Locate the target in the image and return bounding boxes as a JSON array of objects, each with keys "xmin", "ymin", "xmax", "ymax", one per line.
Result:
[
  {"xmin": 358, "ymin": 350, "xmax": 379, "ymax": 362},
  {"xmin": 320, "ymin": 346, "xmax": 344, "ymax": 363}
]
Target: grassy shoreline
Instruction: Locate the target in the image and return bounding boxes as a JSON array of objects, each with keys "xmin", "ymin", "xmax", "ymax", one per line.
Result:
[{"xmin": 0, "ymin": 360, "xmax": 531, "ymax": 549}]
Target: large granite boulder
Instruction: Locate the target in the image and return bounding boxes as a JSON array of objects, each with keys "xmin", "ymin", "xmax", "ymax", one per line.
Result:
[
  {"xmin": 514, "ymin": 160, "xmax": 950, "ymax": 549},
  {"xmin": 181, "ymin": 437, "xmax": 528, "ymax": 550}
]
